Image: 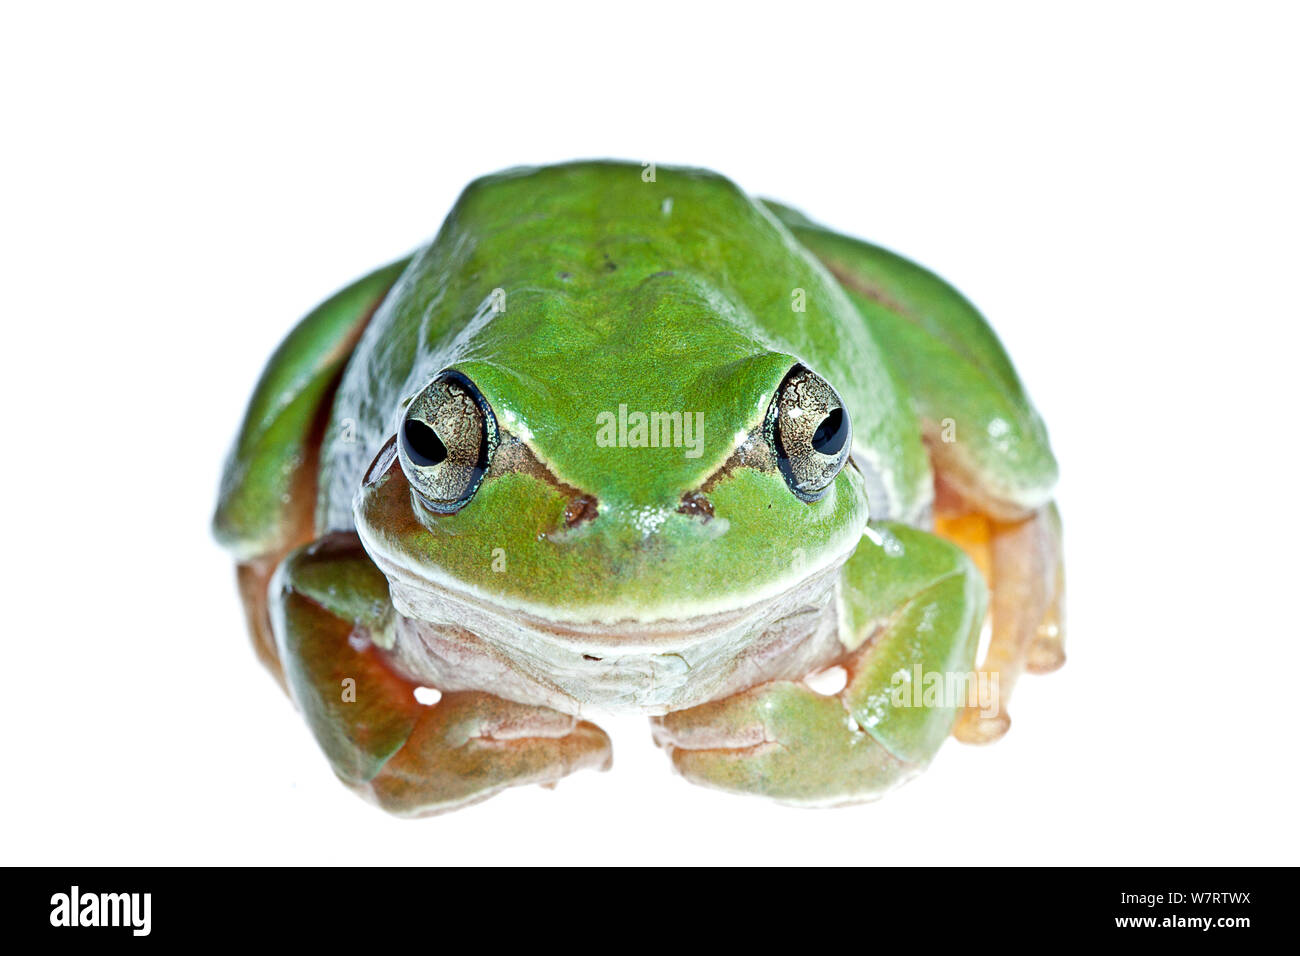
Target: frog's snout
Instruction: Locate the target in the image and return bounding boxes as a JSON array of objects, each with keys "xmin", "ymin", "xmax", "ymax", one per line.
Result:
[
  {"xmin": 560, "ymin": 490, "xmax": 718, "ymax": 531},
  {"xmin": 544, "ymin": 484, "xmax": 730, "ymax": 548}
]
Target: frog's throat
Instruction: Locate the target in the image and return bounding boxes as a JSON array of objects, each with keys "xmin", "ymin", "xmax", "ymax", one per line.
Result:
[{"xmin": 369, "ymin": 543, "xmax": 852, "ymax": 716}]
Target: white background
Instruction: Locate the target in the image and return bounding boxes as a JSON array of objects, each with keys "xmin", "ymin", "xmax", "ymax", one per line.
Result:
[{"xmin": 3, "ymin": 2, "xmax": 1296, "ymax": 865}]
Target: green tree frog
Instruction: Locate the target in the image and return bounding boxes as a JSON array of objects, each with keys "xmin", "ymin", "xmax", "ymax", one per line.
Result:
[{"xmin": 214, "ymin": 161, "xmax": 1065, "ymax": 816}]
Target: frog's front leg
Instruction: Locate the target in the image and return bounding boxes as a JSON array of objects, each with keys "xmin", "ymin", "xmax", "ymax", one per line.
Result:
[
  {"xmin": 271, "ymin": 533, "xmax": 612, "ymax": 816},
  {"xmin": 651, "ymin": 524, "xmax": 985, "ymax": 805}
]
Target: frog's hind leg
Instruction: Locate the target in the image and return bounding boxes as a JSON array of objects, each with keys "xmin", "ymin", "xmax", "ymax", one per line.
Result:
[
  {"xmin": 764, "ymin": 202, "xmax": 1066, "ymax": 744},
  {"xmin": 936, "ymin": 493, "xmax": 1065, "ymax": 743},
  {"xmin": 213, "ymin": 258, "xmax": 412, "ymax": 689},
  {"xmin": 236, "ymin": 552, "xmax": 292, "ymax": 690},
  {"xmin": 273, "ymin": 533, "xmax": 612, "ymax": 816}
]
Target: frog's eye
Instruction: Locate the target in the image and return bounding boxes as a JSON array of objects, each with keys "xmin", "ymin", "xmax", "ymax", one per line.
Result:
[
  {"xmin": 397, "ymin": 371, "xmax": 497, "ymax": 513},
  {"xmin": 767, "ymin": 365, "xmax": 852, "ymax": 501}
]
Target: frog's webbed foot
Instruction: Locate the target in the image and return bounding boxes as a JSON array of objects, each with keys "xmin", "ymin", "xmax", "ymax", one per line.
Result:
[
  {"xmin": 272, "ymin": 533, "xmax": 612, "ymax": 817},
  {"xmin": 936, "ymin": 499, "xmax": 1065, "ymax": 744},
  {"xmin": 652, "ymin": 524, "xmax": 985, "ymax": 805}
]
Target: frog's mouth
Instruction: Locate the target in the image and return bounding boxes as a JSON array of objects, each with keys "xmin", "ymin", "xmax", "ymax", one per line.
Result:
[
  {"xmin": 373, "ymin": 540, "xmax": 846, "ymax": 644},
  {"xmin": 363, "ymin": 542, "xmax": 852, "ymax": 716}
]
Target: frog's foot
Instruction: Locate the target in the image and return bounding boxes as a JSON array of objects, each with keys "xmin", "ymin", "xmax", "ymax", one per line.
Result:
[
  {"xmin": 652, "ymin": 524, "xmax": 985, "ymax": 805},
  {"xmin": 651, "ymin": 682, "xmax": 915, "ymax": 806},
  {"xmin": 936, "ymin": 500, "xmax": 1065, "ymax": 744},
  {"xmin": 272, "ymin": 533, "xmax": 612, "ymax": 817}
]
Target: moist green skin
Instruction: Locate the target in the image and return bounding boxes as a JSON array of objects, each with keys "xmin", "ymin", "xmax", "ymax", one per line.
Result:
[
  {"xmin": 214, "ymin": 160, "xmax": 1060, "ymax": 813},
  {"xmin": 766, "ymin": 200, "xmax": 1057, "ymax": 517},
  {"xmin": 318, "ymin": 162, "xmax": 929, "ymax": 621},
  {"xmin": 213, "ymin": 258, "xmax": 410, "ymax": 561}
]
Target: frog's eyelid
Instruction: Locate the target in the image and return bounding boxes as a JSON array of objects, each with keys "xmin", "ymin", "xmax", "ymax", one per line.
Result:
[{"xmin": 362, "ymin": 434, "xmax": 399, "ymax": 488}]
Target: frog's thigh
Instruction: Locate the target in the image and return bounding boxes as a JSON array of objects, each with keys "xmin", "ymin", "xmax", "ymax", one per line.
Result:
[
  {"xmin": 236, "ymin": 557, "xmax": 289, "ymax": 691},
  {"xmin": 651, "ymin": 524, "xmax": 984, "ymax": 806},
  {"xmin": 233, "ymin": 457, "xmax": 323, "ymax": 693},
  {"xmin": 215, "ymin": 258, "xmax": 412, "ymax": 687},
  {"xmin": 935, "ymin": 498, "xmax": 1065, "ymax": 743},
  {"xmin": 271, "ymin": 533, "xmax": 612, "ymax": 817}
]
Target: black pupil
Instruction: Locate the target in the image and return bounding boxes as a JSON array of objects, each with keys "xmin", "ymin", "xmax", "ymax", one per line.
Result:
[
  {"xmin": 811, "ymin": 408, "xmax": 848, "ymax": 456},
  {"xmin": 403, "ymin": 419, "xmax": 448, "ymax": 467}
]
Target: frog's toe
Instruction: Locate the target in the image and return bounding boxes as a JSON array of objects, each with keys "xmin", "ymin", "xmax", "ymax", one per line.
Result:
[
  {"xmin": 948, "ymin": 503, "xmax": 1065, "ymax": 743},
  {"xmin": 1025, "ymin": 539, "xmax": 1066, "ymax": 675}
]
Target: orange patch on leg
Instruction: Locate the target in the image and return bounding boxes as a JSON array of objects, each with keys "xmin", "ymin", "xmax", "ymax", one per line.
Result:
[{"xmin": 934, "ymin": 512, "xmax": 993, "ymax": 583}]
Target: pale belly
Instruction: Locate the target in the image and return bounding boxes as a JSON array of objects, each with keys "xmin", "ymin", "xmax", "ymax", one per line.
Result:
[{"xmin": 375, "ymin": 558, "xmax": 849, "ymax": 717}]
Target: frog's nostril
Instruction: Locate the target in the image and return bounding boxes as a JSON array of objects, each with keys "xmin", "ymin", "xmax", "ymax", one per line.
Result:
[
  {"xmin": 676, "ymin": 492, "xmax": 714, "ymax": 522},
  {"xmin": 564, "ymin": 494, "xmax": 599, "ymax": 528}
]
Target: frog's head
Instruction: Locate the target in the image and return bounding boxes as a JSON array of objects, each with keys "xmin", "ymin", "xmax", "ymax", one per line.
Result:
[{"xmin": 353, "ymin": 272, "xmax": 870, "ymax": 648}]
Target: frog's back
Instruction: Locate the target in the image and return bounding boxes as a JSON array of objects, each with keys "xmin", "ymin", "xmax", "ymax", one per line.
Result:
[{"xmin": 316, "ymin": 161, "xmax": 931, "ymax": 532}]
